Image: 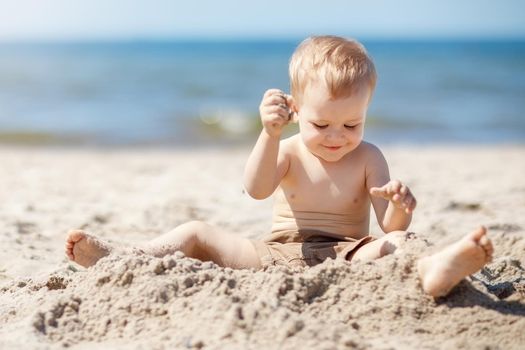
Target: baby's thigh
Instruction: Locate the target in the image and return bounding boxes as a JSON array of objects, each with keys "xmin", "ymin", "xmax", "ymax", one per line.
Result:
[{"xmin": 197, "ymin": 225, "xmax": 262, "ymax": 270}]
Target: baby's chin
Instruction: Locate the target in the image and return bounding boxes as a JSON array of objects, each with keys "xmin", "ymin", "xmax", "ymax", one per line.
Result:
[{"xmin": 309, "ymin": 148, "xmax": 349, "ymax": 162}]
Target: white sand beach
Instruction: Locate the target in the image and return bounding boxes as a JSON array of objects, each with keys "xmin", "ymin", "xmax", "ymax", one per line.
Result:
[{"xmin": 0, "ymin": 144, "xmax": 524, "ymax": 349}]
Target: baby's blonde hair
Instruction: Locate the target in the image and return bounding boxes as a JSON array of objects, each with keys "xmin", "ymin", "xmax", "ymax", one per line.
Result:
[{"xmin": 289, "ymin": 35, "xmax": 377, "ymax": 105}]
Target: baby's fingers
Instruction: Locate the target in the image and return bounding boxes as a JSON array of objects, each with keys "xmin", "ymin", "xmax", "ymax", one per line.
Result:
[
  {"xmin": 407, "ymin": 196, "xmax": 417, "ymax": 213},
  {"xmin": 263, "ymin": 89, "xmax": 284, "ymax": 99},
  {"xmin": 392, "ymin": 193, "xmax": 402, "ymax": 203},
  {"xmin": 261, "ymin": 102, "xmax": 287, "ymax": 115},
  {"xmin": 401, "ymin": 195, "xmax": 417, "ymax": 214},
  {"xmin": 392, "ymin": 191, "xmax": 409, "ymax": 206},
  {"xmin": 269, "ymin": 104, "xmax": 292, "ymax": 120},
  {"xmin": 391, "ymin": 180, "xmax": 402, "ymax": 193},
  {"xmin": 260, "ymin": 95, "xmax": 285, "ymax": 110},
  {"xmin": 370, "ymin": 186, "xmax": 390, "ymax": 199}
]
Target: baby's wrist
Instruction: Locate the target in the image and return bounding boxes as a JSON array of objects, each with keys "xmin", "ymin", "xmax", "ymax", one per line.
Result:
[{"xmin": 262, "ymin": 126, "xmax": 282, "ymax": 139}]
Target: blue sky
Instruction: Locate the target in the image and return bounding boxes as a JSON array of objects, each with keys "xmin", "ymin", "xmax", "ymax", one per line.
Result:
[{"xmin": 0, "ymin": 0, "xmax": 524, "ymax": 41}]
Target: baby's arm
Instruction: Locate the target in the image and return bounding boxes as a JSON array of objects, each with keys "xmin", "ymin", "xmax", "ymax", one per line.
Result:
[
  {"xmin": 243, "ymin": 89, "xmax": 292, "ymax": 199},
  {"xmin": 365, "ymin": 145, "xmax": 416, "ymax": 232}
]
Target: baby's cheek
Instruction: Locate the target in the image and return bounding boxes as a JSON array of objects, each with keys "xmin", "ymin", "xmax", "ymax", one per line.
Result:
[{"xmin": 300, "ymin": 129, "xmax": 319, "ymax": 144}]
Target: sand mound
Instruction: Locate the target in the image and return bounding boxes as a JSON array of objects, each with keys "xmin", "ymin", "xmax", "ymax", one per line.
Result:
[
  {"xmin": 1, "ymin": 146, "xmax": 525, "ymax": 349},
  {"xmin": 2, "ymin": 249, "xmax": 523, "ymax": 349}
]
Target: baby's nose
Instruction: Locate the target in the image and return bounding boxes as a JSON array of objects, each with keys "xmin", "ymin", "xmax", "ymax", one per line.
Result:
[{"xmin": 326, "ymin": 130, "xmax": 346, "ymax": 141}]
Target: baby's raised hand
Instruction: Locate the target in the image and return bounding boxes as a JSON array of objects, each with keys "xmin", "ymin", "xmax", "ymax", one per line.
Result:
[
  {"xmin": 259, "ymin": 89, "xmax": 294, "ymax": 138},
  {"xmin": 370, "ymin": 180, "xmax": 417, "ymax": 214}
]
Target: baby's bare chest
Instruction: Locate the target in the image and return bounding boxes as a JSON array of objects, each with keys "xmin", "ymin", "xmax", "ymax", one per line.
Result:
[{"xmin": 280, "ymin": 157, "xmax": 369, "ymax": 212}]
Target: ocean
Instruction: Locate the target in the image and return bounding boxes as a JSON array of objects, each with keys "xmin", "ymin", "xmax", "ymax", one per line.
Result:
[{"xmin": 0, "ymin": 39, "xmax": 524, "ymax": 146}]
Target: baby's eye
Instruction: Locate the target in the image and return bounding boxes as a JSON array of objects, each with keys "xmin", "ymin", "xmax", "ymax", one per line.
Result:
[
  {"xmin": 344, "ymin": 124, "xmax": 357, "ymax": 129},
  {"xmin": 312, "ymin": 123, "xmax": 328, "ymax": 129}
]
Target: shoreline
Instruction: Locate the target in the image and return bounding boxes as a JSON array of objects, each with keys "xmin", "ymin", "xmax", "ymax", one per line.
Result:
[{"xmin": 0, "ymin": 130, "xmax": 524, "ymax": 150}]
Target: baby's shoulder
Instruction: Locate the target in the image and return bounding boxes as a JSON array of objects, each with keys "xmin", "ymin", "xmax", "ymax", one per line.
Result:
[
  {"xmin": 358, "ymin": 141, "xmax": 384, "ymax": 157},
  {"xmin": 356, "ymin": 141, "xmax": 388, "ymax": 171},
  {"xmin": 279, "ymin": 134, "xmax": 301, "ymax": 154},
  {"xmin": 351, "ymin": 141, "xmax": 384, "ymax": 160}
]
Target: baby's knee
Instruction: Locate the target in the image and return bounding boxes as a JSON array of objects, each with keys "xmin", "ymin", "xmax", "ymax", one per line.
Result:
[
  {"xmin": 176, "ymin": 220, "xmax": 210, "ymax": 242},
  {"xmin": 382, "ymin": 231, "xmax": 413, "ymax": 255},
  {"xmin": 387, "ymin": 231, "xmax": 412, "ymax": 245},
  {"xmin": 175, "ymin": 220, "xmax": 210, "ymax": 236},
  {"xmin": 179, "ymin": 220, "xmax": 209, "ymax": 232}
]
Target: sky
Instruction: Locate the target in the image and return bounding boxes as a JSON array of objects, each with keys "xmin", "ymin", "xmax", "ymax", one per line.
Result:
[{"xmin": 0, "ymin": 0, "xmax": 524, "ymax": 41}]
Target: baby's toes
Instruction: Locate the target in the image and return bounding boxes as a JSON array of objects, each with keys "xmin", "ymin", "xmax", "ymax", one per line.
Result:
[
  {"xmin": 478, "ymin": 236, "xmax": 494, "ymax": 261},
  {"xmin": 67, "ymin": 229, "xmax": 87, "ymax": 244},
  {"xmin": 65, "ymin": 250, "xmax": 74, "ymax": 260},
  {"xmin": 486, "ymin": 240, "xmax": 493, "ymax": 254},
  {"xmin": 484, "ymin": 241, "xmax": 494, "ymax": 262},
  {"xmin": 478, "ymin": 234, "xmax": 491, "ymax": 249}
]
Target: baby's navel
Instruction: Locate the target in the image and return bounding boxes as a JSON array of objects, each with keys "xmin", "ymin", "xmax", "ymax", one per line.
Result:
[{"xmin": 353, "ymin": 198, "xmax": 358, "ymax": 204}]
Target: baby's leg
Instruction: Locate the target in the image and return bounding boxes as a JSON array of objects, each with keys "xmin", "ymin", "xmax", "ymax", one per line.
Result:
[
  {"xmin": 348, "ymin": 227, "xmax": 493, "ymax": 298},
  {"xmin": 141, "ymin": 221, "xmax": 261, "ymax": 269},
  {"xmin": 65, "ymin": 221, "xmax": 261, "ymax": 270},
  {"xmin": 350, "ymin": 230, "xmax": 410, "ymax": 261}
]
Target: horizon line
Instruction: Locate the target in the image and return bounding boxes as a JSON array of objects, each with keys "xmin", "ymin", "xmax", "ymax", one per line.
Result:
[{"xmin": 1, "ymin": 34, "xmax": 525, "ymax": 44}]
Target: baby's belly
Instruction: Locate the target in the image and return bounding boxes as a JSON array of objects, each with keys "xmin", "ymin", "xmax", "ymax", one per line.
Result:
[{"xmin": 271, "ymin": 208, "xmax": 370, "ymax": 241}]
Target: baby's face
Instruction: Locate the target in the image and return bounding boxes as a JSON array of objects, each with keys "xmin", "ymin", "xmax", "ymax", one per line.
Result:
[{"xmin": 296, "ymin": 81, "xmax": 371, "ymax": 162}]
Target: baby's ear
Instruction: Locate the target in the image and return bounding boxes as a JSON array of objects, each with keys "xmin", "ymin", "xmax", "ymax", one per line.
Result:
[
  {"xmin": 291, "ymin": 111, "xmax": 299, "ymax": 123},
  {"xmin": 288, "ymin": 95, "xmax": 299, "ymax": 123}
]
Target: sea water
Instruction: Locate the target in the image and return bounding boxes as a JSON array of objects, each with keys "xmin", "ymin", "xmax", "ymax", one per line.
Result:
[{"xmin": 0, "ymin": 39, "xmax": 523, "ymax": 145}]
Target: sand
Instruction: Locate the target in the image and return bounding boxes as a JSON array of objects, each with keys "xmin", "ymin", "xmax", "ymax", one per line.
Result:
[{"xmin": 0, "ymin": 144, "xmax": 524, "ymax": 349}]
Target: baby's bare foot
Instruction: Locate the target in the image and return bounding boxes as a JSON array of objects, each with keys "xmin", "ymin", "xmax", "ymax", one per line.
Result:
[
  {"xmin": 417, "ymin": 226, "xmax": 493, "ymax": 297},
  {"xmin": 65, "ymin": 229, "xmax": 112, "ymax": 268}
]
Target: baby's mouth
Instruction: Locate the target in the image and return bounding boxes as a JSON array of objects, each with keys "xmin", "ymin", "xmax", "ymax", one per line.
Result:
[{"xmin": 323, "ymin": 145, "xmax": 343, "ymax": 151}]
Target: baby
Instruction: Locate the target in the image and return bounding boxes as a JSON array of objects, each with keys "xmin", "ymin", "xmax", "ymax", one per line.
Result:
[{"xmin": 66, "ymin": 35, "xmax": 493, "ymax": 297}]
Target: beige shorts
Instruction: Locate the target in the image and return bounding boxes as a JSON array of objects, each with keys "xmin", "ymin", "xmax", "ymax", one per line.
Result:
[{"xmin": 250, "ymin": 233, "xmax": 375, "ymax": 268}]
